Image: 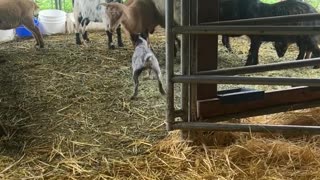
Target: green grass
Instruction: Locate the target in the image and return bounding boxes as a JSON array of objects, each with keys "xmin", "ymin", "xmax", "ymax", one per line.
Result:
[{"xmin": 35, "ymin": 0, "xmax": 73, "ymax": 12}]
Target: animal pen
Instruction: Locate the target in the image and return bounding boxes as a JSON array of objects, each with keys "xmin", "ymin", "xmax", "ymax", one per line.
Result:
[{"xmin": 166, "ymin": 0, "xmax": 320, "ymax": 136}]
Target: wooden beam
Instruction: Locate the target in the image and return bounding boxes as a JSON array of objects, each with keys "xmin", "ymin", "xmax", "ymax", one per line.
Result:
[
  {"xmin": 196, "ymin": 0, "xmax": 219, "ymax": 100},
  {"xmin": 198, "ymin": 87, "xmax": 320, "ymax": 119}
]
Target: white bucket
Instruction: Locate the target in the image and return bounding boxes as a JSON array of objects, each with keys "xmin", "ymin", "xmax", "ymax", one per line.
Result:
[
  {"xmin": 0, "ymin": 29, "xmax": 15, "ymax": 43},
  {"xmin": 39, "ymin": 9, "xmax": 66, "ymax": 35}
]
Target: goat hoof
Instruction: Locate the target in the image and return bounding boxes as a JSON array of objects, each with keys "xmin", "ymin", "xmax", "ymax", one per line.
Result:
[
  {"xmin": 245, "ymin": 62, "xmax": 257, "ymax": 66},
  {"xmin": 35, "ymin": 44, "xmax": 45, "ymax": 50},
  {"xmin": 118, "ymin": 42, "xmax": 124, "ymax": 47},
  {"xmin": 313, "ymin": 65, "xmax": 320, "ymax": 69},
  {"xmin": 130, "ymin": 95, "xmax": 137, "ymax": 100},
  {"xmin": 109, "ymin": 44, "xmax": 115, "ymax": 50}
]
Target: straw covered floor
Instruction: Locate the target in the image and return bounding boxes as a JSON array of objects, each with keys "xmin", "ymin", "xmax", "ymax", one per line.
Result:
[{"xmin": 0, "ymin": 29, "xmax": 319, "ymax": 179}]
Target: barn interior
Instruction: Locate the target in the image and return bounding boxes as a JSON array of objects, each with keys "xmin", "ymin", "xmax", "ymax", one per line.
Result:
[{"xmin": 0, "ymin": 0, "xmax": 319, "ymax": 179}]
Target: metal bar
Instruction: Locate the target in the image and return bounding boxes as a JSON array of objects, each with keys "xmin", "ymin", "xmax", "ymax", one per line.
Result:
[
  {"xmin": 198, "ymin": 87, "xmax": 320, "ymax": 119},
  {"xmin": 165, "ymin": 0, "xmax": 175, "ymax": 131},
  {"xmin": 197, "ymin": 58, "xmax": 320, "ymax": 75},
  {"xmin": 173, "ymin": 26, "xmax": 320, "ymax": 35},
  {"xmin": 198, "ymin": 99, "xmax": 320, "ymax": 123},
  {"xmin": 201, "ymin": 13, "xmax": 320, "ymax": 25},
  {"xmin": 173, "ymin": 75, "xmax": 320, "ymax": 86},
  {"xmin": 189, "ymin": 0, "xmax": 198, "ymax": 124},
  {"xmin": 172, "ymin": 122, "xmax": 320, "ymax": 134},
  {"xmin": 181, "ymin": 0, "xmax": 190, "ymax": 123}
]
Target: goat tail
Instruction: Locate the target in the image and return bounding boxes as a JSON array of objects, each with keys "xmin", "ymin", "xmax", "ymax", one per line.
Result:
[{"xmin": 145, "ymin": 53, "xmax": 154, "ymax": 62}]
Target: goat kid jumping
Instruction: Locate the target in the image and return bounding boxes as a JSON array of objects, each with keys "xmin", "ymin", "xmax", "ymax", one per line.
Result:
[{"xmin": 130, "ymin": 34, "xmax": 165, "ymax": 100}]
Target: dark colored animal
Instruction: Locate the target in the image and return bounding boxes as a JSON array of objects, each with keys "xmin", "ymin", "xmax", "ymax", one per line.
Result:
[
  {"xmin": 242, "ymin": 0, "xmax": 320, "ymax": 66},
  {"xmin": 72, "ymin": 0, "xmax": 124, "ymax": 49},
  {"xmin": 219, "ymin": 0, "xmax": 318, "ymax": 62},
  {"xmin": 219, "ymin": 0, "xmax": 244, "ymax": 52},
  {"xmin": 272, "ymin": 0, "xmax": 316, "ymax": 60},
  {"xmin": 274, "ymin": 41, "xmax": 312, "ymax": 59}
]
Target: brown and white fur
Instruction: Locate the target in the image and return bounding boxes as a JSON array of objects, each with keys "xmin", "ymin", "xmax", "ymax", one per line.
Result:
[{"xmin": 100, "ymin": 1, "xmax": 160, "ymax": 45}]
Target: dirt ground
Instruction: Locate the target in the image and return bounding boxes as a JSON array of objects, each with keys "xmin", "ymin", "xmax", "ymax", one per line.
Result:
[{"xmin": 0, "ymin": 29, "xmax": 319, "ymax": 179}]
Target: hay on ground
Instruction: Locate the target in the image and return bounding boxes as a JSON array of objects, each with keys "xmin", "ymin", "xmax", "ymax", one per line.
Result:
[{"xmin": 0, "ymin": 28, "xmax": 319, "ymax": 179}]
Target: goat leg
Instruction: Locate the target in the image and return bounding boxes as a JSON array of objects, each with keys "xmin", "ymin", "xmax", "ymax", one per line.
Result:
[
  {"xmin": 311, "ymin": 45, "xmax": 320, "ymax": 69},
  {"xmin": 82, "ymin": 31, "xmax": 90, "ymax": 42},
  {"xmin": 23, "ymin": 20, "xmax": 44, "ymax": 48},
  {"xmin": 76, "ymin": 33, "xmax": 82, "ymax": 45},
  {"xmin": 222, "ymin": 35, "xmax": 232, "ymax": 52},
  {"xmin": 74, "ymin": 13, "xmax": 82, "ymax": 45},
  {"xmin": 296, "ymin": 42, "xmax": 307, "ymax": 60},
  {"xmin": 153, "ymin": 65, "xmax": 166, "ymax": 95},
  {"xmin": 131, "ymin": 68, "xmax": 143, "ymax": 100},
  {"xmin": 106, "ymin": 30, "xmax": 115, "ymax": 49},
  {"xmin": 116, "ymin": 25, "xmax": 124, "ymax": 47},
  {"xmin": 246, "ymin": 37, "xmax": 261, "ymax": 66}
]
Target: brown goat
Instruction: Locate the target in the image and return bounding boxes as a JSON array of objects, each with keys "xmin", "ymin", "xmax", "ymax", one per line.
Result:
[
  {"xmin": 100, "ymin": 0, "xmax": 182, "ymax": 56},
  {"xmin": 0, "ymin": 0, "xmax": 44, "ymax": 48},
  {"xmin": 100, "ymin": 1, "xmax": 161, "ymax": 43}
]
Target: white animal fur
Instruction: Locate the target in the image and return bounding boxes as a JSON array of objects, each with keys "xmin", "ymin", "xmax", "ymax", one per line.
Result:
[{"xmin": 131, "ymin": 36, "xmax": 165, "ymax": 99}]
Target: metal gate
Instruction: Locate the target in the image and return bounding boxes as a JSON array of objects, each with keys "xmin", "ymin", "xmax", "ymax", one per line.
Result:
[{"xmin": 165, "ymin": 0, "xmax": 320, "ymax": 135}]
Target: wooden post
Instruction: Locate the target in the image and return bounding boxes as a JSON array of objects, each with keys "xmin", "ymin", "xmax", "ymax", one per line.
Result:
[
  {"xmin": 196, "ymin": 1, "xmax": 219, "ymax": 102},
  {"xmin": 183, "ymin": 0, "xmax": 220, "ymax": 141}
]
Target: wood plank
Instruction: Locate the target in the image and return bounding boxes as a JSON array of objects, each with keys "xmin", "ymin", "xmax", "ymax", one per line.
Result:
[
  {"xmin": 198, "ymin": 87, "xmax": 320, "ymax": 119},
  {"xmin": 196, "ymin": 0, "xmax": 219, "ymax": 100}
]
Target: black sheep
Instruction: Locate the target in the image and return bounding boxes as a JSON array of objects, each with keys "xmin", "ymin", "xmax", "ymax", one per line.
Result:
[{"xmin": 243, "ymin": 0, "xmax": 320, "ymax": 66}]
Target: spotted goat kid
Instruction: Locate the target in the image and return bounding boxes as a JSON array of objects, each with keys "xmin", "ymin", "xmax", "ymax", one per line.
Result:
[{"xmin": 130, "ymin": 35, "xmax": 166, "ymax": 100}]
